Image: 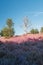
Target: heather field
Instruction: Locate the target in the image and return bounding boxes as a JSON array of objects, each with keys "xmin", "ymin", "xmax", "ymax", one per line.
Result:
[
  {"xmin": 0, "ymin": 34, "xmax": 43, "ymax": 65},
  {"xmin": 0, "ymin": 34, "xmax": 43, "ymax": 43},
  {"xmin": 0, "ymin": 0, "xmax": 43, "ymax": 65}
]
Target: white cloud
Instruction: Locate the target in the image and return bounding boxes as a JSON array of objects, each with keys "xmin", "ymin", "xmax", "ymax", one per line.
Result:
[
  {"xmin": 34, "ymin": 12, "xmax": 43, "ymax": 16},
  {"xmin": 23, "ymin": 11, "xmax": 43, "ymax": 17}
]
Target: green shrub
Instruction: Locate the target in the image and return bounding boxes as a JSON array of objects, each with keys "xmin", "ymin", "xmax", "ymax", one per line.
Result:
[
  {"xmin": 30, "ymin": 29, "xmax": 39, "ymax": 34},
  {"xmin": 40, "ymin": 27, "xmax": 43, "ymax": 33},
  {"xmin": 1, "ymin": 27, "xmax": 14, "ymax": 38}
]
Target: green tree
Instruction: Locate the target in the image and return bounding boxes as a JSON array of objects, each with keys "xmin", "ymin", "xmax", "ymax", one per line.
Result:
[
  {"xmin": 6, "ymin": 19, "xmax": 14, "ymax": 28},
  {"xmin": 40, "ymin": 27, "xmax": 43, "ymax": 33},
  {"xmin": 1, "ymin": 18, "xmax": 15, "ymax": 38},
  {"xmin": 30, "ymin": 29, "xmax": 39, "ymax": 34}
]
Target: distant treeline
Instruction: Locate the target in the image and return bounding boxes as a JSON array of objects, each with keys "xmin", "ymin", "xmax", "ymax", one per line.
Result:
[{"xmin": 0, "ymin": 17, "xmax": 43, "ymax": 38}]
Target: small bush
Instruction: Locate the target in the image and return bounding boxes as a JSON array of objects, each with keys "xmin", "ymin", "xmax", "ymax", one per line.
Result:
[
  {"xmin": 40, "ymin": 27, "xmax": 43, "ymax": 33},
  {"xmin": 30, "ymin": 29, "xmax": 39, "ymax": 34}
]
